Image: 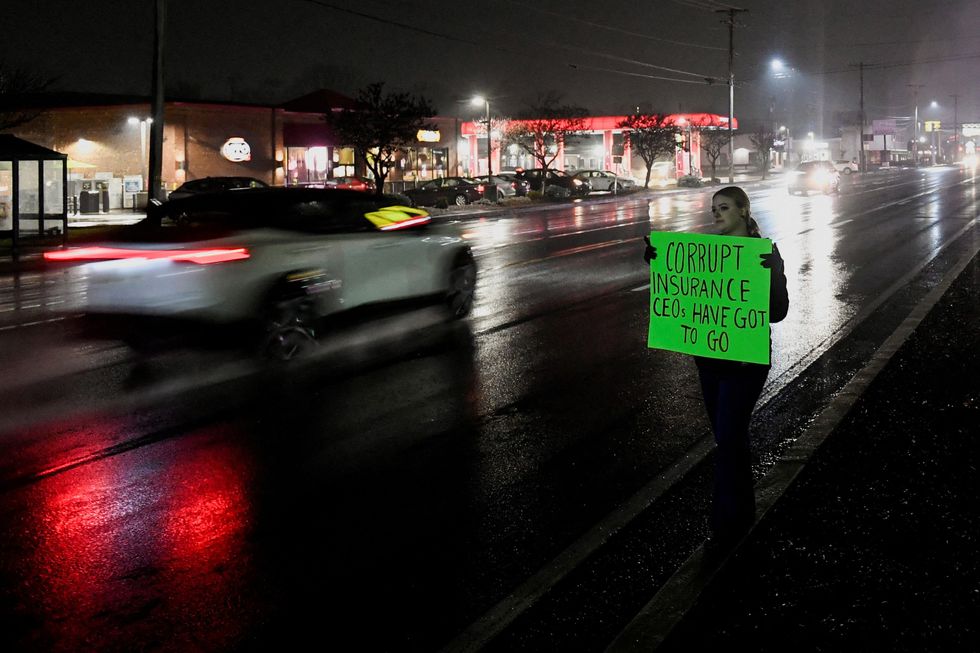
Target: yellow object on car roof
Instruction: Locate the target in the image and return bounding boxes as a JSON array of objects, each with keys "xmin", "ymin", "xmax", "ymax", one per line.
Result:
[{"xmin": 363, "ymin": 205, "xmax": 431, "ymax": 231}]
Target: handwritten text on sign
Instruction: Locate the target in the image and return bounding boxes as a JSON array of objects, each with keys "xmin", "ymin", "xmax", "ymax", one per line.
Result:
[{"xmin": 647, "ymin": 232, "xmax": 772, "ymax": 364}]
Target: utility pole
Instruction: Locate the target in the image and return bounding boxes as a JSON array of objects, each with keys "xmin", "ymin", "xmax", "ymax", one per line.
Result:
[
  {"xmin": 908, "ymin": 84, "xmax": 924, "ymax": 166},
  {"xmin": 858, "ymin": 62, "xmax": 866, "ymax": 173},
  {"xmin": 717, "ymin": 8, "xmax": 747, "ymax": 184},
  {"xmin": 147, "ymin": 0, "xmax": 166, "ymax": 202},
  {"xmin": 949, "ymin": 93, "xmax": 960, "ymax": 162}
]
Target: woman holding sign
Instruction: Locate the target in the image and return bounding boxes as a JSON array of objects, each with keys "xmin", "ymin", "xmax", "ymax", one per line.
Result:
[{"xmin": 644, "ymin": 186, "xmax": 789, "ymax": 546}]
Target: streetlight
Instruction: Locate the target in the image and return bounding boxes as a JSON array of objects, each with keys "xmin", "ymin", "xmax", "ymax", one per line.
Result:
[
  {"xmin": 769, "ymin": 57, "xmax": 793, "ymax": 168},
  {"xmin": 471, "ymin": 95, "xmax": 495, "ymax": 200}
]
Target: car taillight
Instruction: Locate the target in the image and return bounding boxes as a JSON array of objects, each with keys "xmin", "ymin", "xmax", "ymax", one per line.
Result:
[
  {"xmin": 511, "ymin": 182, "xmax": 517, "ymax": 189},
  {"xmin": 43, "ymin": 247, "xmax": 251, "ymax": 265},
  {"xmin": 477, "ymin": 184, "xmax": 485, "ymax": 193}
]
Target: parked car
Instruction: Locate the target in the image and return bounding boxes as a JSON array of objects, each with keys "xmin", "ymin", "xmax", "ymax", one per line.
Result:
[
  {"xmin": 403, "ymin": 177, "xmax": 485, "ymax": 207},
  {"xmin": 515, "ymin": 168, "xmax": 590, "ymax": 198},
  {"xmin": 44, "ymin": 187, "xmax": 476, "ymax": 359},
  {"xmin": 324, "ymin": 175, "xmax": 375, "ymax": 192},
  {"xmin": 473, "ymin": 174, "xmax": 526, "ymax": 199},
  {"xmin": 787, "ymin": 160, "xmax": 841, "ymax": 195},
  {"xmin": 494, "ymin": 172, "xmax": 530, "ymax": 196},
  {"xmin": 168, "ymin": 176, "xmax": 268, "ymax": 201},
  {"xmin": 572, "ymin": 169, "xmax": 637, "ymax": 192},
  {"xmin": 834, "ymin": 159, "xmax": 858, "ymax": 175}
]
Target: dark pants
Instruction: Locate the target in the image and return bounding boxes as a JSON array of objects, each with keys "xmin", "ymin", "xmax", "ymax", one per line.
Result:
[{"xmin": 695, "ymin": 358, "xmax": 770, "ymax": 537}]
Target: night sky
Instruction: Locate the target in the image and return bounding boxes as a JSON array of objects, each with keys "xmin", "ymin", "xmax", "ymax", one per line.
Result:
[{"xmin": 3, "ymin": 0, "xmax": 978, "ymax": 136}]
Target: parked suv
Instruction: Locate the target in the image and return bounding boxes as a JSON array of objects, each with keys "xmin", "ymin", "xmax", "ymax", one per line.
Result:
[
  {"xmin": 515, "ymin": 168, "xmax": 590, "ymax": 198},
  {"xmin": 834, "ymin": 159, "xmax": 858, "ymax": 175},
  {"xmin": 788, "ymin": 160, "xmax": 840, "ymax": 195}
]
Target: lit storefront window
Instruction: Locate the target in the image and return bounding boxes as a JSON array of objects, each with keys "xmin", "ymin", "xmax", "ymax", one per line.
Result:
[{"xmin": 286, "ymin": 146, "xmax": 332, "ymax": 186}]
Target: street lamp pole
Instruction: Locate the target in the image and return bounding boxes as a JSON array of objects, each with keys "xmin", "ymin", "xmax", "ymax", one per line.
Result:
[
  {"xmin": 949, "ymin": 93, "xmax": 960, "ymax": 162},
  {"xmin": 908, "ymin": 84, "xmax": 923, "ymax": 166},
  {"xmin": 472, "ymin": 95, "xmax": 495, "ymax": 200}
]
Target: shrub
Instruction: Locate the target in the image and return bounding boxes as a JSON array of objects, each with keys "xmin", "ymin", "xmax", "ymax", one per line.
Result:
[
  {"xmin": 677, "ymin": 175, "xmax": 703, "ymax": 188},
  {"xmin": 435, "ymin": 198, "xmax": 449, "ymax": 209},
  {"xmin": 527, "ymin": 190, "xmax": 544, "ymax": 201}
]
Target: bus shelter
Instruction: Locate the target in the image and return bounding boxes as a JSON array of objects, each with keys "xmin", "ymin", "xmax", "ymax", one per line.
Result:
[{"xmin": 0, "ymin": 135, "xmax": 68, "ymax": 251}]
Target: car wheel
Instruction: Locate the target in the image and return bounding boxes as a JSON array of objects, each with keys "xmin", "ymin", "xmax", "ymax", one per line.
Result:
[
  {"xmin": 259, "ymin": 295, "xmax": 317, "ymax": 361},
  {"xmin": 454, "ymin": 194, "xmax": 468, "ymax": 206},
  {"xmin": 609, "ymin": 181, "xmax": 618, "ymax": 191},
  {"xmin": 842, "ymin": 168, "xmax": 852, "ymax": 175},
  {"xmin": 446, "ymin": 250, "xmax": 477, "ymax": 319}
]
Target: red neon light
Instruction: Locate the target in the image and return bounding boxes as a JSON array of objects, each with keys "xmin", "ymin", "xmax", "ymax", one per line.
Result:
[
  {"xmin": 44, "ymin": 247, "xmax": 251, "ymax": 264},
  {"xmin": 378, "ymin": 216, "xmax": 431, "ymax": 231},
  {"xmin": 460, "ymin": 113, "xmax": 737, "ymax": 135}
]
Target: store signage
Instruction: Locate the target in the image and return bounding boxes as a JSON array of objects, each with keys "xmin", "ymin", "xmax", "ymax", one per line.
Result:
[
  {"xmin": 924, "ymin": 121, "xmax": 941, "ymax": 133},
  {"xmin": 873, "ymin": 119, "xmax": 896, "ymax": 136},
  {"xmin": 962, "ymin": 123, "xmax": 980, "ymax": 137},
  {"xmin": 221, "ymin": 137, "xmax": 252, "ymax": 162},
  {"xmin": 416, "ymin": 130, "xmax": 441, "ymax": 143}
]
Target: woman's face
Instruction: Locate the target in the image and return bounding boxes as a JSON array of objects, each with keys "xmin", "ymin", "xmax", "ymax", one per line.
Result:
[{"xmin": 711, "ymin": 193, "xmax": 749, "ymax": 236}]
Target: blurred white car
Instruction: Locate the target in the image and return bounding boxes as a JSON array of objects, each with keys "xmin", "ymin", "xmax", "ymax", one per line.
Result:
[
  {"xmin": 46, "ymin": 188, "xmax": 476, "ymax": 358},
  {"xmin": 833, "ymin": 159, "xmax": 858, "ymax": 175},
  {"xmin": 572, "ymin": 169, "xmax": 637, "ymax": 191}
]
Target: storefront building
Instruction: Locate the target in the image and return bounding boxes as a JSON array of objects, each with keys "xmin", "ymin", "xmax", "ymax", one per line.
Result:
[
  {"xmin": 5, "ymin": 91, "xmax": 462, "ymax": 210},
  {"xmin": 9, "ymin": 95, "xmax": 282, "ymax": 210},
  {"xmin": 460, "ymin": 113, "xmax": 735, "ymax": 182}
]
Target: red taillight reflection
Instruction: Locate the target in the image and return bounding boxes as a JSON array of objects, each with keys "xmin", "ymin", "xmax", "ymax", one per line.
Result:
[
  {"xmin": 44, "ymin": 247, "xmax": 250, "ymax": 264},
  {"xmin": 378, "ymin": 215, "xmax": 431, "ymax": 231},
  {"xmin": 477, "ymin": 184, "xmax": 485, "ymax": 193}
]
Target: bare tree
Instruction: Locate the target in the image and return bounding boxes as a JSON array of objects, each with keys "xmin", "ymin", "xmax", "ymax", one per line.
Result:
[
  {"xmin": 503, "ymin": 91, "xmax": 588, "ymax": 193},
  {"xmin": 326, "ymin": 82, "xmax": 436, "ymax": 195},
  {"xmin": 0, "ymin": 62, "xmax": 52, "ymax": 132},
  {"xmin": 700, "ymin": 129, "xmax": 732, "ymax": 182},
  {"xmin": 617, "ymin": 113, "xmax": 678, "ymax": 188},
  {"xmin": 749, "ymin": 124, "xmax": 775, "ymax": 179}
]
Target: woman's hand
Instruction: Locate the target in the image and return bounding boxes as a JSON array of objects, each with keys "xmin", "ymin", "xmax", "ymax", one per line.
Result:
[{"xmin": 643, "ymin": 236, "xmax": 658, "ymax": 264}]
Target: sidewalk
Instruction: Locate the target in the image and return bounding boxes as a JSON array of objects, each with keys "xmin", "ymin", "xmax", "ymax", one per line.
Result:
[{"xmin": 610, "ymin": 246, "xmax": 980, "ymax": 650}]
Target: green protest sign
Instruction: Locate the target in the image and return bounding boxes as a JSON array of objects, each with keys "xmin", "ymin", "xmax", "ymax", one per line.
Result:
[{"xmin": 647, "ymin": 231, "xmax": 772, "ymax": 364}]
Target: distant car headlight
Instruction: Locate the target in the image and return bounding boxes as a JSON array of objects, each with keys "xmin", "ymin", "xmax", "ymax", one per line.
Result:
[{"xmin": 572, "ymin": 179, "xmax": 584, "ymax": 186}]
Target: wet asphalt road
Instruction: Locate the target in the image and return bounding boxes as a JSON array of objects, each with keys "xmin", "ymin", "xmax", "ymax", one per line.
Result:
[{"xmin": 0, "ymin": 166, "xmax": 976, "ymax": 651}]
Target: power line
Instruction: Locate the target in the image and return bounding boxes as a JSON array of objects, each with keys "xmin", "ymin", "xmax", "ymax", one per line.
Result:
[
  {"xmin": 567, "ymin": 63, "xmax": 717, "ymax": 85},
  {"xmin": 499, "ymin": 0, "xmax": 726, "ymax": 52},
  {"xmin": 671, "ymin": 0, "xmax": 745, "ymax": 12},
  {"xmin": 296, "ymin": 0, "xmax": 722, "ymax": 88},
  {"xmin": 740, "ymin": 51, "xmax": 980, "ymax": 83}
]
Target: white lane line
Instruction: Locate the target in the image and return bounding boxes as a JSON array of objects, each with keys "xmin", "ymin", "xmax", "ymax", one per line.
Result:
[{"xmin": 631, "ymin": 284, "xmax": 650, "ymax": 292}]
